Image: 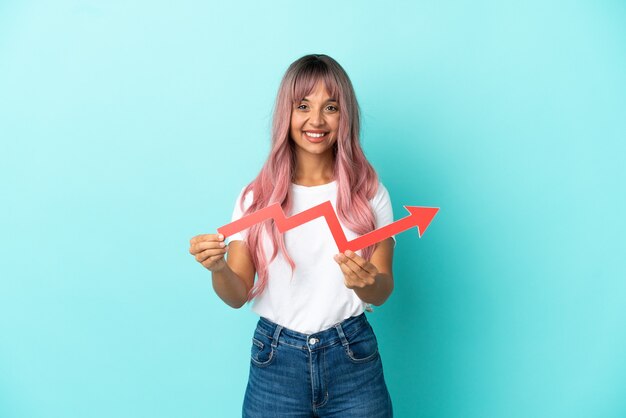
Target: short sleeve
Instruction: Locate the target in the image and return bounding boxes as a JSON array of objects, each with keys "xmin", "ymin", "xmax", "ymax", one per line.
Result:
[
  {"xmin": 370, "ymin": 182, "xmax": 396, "ymax": 247},
  {"xmin": 227, "ymin": 186, "xmax": 253, "ymax": 243}
]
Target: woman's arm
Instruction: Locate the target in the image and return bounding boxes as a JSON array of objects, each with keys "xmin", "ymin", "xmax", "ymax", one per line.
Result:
[
  {"xmin": 334, "ymin": 237, "xmax": 394, "ymax": 306},
  {"xmin": 211, "ymin": 239, "xmax": 256, "ymax": 308}
]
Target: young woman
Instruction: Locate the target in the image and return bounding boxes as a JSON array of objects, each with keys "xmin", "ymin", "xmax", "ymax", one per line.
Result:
[{"xmin": 189, "ymin": 54, "xmax": 395, "ymax": 417}]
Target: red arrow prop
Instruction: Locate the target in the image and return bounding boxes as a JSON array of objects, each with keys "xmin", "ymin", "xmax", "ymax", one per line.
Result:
[{"xmin": 217, "ymin": 201, "xmax": 439, "ymax": 253}]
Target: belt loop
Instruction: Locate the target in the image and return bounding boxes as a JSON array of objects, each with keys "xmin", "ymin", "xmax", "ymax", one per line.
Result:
[
  {"xmin": 334, "ymin": 323, "xmax": 349, "ymax": 347},
  {"xmin": 271, "ymin": 324, "xmax": 283, "ymax": 348}
]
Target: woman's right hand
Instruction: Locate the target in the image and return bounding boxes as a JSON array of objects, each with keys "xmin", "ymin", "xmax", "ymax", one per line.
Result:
[{"xmin": 189, "ymin": 233, "xmax": 229, "ymax": 272}]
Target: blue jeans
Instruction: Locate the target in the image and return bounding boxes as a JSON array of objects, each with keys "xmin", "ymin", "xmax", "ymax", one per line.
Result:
[{"xmin": 242, "ymin": 313, "xmax": 393, "ymax": 417}]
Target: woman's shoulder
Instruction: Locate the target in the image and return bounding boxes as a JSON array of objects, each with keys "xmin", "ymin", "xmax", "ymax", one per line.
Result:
[
  {"xmin": 229, "ymin": 184, "xmax": 256, "ymax": 225},
  {"xmin": 232, "ymin": 183, "xmax": 255, "ymax": 212},
  {"xmin": 370, "ymin": 181, "xmax": 391, "ymax": 203}
]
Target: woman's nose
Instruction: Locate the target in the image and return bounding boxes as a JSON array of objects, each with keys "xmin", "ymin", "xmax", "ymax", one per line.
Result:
[{"xmin": 309, "ymin": 110, "xmax": 325, "ymax": 126}]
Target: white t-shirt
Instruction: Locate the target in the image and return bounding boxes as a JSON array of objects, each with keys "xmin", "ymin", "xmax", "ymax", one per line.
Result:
[{"xmin": 228, "ymin": 180, "xmax": 395, "ymax": 334}]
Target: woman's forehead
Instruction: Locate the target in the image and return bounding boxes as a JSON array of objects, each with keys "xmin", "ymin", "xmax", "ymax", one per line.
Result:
[{"xmin": 294, "ymin": 77, "xmax": 339, "ymax": 101}]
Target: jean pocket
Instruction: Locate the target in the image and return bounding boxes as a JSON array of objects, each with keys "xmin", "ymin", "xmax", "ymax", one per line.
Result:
[
  {"xmin": 344, "ymin": 324, "xmax": 379, "ymax": 364},
  {"xmin": 250, "ymin": 332, "xmax": 276, "ymax": 367}
]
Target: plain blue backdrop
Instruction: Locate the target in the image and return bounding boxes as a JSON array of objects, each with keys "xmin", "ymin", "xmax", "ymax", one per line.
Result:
[{"xmin": 1, "ymin": 1, "xmax": 625, "ymax": 417}]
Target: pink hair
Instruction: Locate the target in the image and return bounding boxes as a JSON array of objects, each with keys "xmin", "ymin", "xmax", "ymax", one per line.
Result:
[{"xmin": 239, "ymin": 54, "xmax": 380, "ymax": 301}]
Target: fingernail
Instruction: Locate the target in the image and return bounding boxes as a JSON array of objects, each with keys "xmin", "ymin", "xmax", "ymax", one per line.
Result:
[
  {"xmin": 218, "ymin": 234, "xmax": 224, "ymax": 240},
  {"xmin": 219, "ymin": 242, "xmax": 225, "ymax": 248},
  {"xmin": 345, "ymin": 250, "xmax": 353, "ymax": 256}
]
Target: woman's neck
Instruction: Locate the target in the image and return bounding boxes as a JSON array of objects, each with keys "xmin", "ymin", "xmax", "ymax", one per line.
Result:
[{"xmin": 293, "ymin": 152, "xmax": 335, "ymax": 186}]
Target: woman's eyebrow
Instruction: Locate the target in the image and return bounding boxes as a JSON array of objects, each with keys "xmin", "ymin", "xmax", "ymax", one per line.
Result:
[{"xmin": 301, "ymin": 97, "xmax": 338, "ymax": 102}]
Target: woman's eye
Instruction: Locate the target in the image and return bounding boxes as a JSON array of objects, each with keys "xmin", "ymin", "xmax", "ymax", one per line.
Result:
[{"xmin": 295, "ymin": 104, "xmax": 337, "ymax": 111}]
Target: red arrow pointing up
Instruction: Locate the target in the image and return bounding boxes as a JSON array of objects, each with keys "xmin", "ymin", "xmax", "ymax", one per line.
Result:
[{"xmin": 217, "ymin": 200, "xmax": 439, "ymax": 253}]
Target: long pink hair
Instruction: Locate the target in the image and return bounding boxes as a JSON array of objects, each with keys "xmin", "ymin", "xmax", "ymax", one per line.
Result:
[{"xmin": 239, "ymin": 54, "xmax": 380, "ymax": 301}]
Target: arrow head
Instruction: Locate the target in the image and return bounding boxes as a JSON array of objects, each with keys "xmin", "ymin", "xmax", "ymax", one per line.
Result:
[{"xmin": 404, "ymin": 206, "xmax": 440, "ymax": 237}]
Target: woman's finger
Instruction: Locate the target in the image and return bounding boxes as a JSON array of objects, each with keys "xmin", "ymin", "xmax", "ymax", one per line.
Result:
[
  {"xmin": 338, "ymin": 252, "xmax": 370, "ymax": 277},
  {"xmin": 190, "ymin": 233, "xmax": 223, "ymax": 245},
  {"xmin": 189, "ymin": 235, "xmax": 225, "ymax": 255},
  {"xmin": 191, "ymin": 240, "xmax": 226, "ymax": 255},
  {"xmin": 337, "ymin": 259, "xmax": 358, "ymax": 281},
  {"xmin": 196, "ymin": 246, "xmax": 228, "ymax": 262},
  {"xmin": 344, "ymin": 250, "xmax": 377, "ymax": 275},
  {"xmin": 202, "ymin": 254, "xmax": 226, "ymax": 270},
  {"xmin": 335, "ymin": 253, "xmax": 377, "ymax": 289},
  {"xmin": 341, "ymin": 257, "xmax": 365, "ymax": 277},
  {"xmin": 335, "ymin": 254, "xmax": 363, "ymax": 278}
]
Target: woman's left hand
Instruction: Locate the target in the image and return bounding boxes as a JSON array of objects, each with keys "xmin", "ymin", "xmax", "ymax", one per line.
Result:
[{"xmin": 334, "ymin": 250, "xmax": 379, "ymax": 289}]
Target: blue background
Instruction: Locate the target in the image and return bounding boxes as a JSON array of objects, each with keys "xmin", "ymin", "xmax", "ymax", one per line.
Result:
[{"xmin": 1, "ymin": 1, "xmax": 625, "ymax": 417}]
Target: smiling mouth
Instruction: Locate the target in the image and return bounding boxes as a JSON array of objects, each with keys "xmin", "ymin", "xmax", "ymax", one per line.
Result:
[{"xmin": 304, "ymin": 131, "xmax": 329, "ymax": 142}]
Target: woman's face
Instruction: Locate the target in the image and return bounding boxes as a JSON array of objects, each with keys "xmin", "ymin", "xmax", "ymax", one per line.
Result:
[{"xmin": 289, "ymin": 80, "xmax": 340, "ymax": 160}]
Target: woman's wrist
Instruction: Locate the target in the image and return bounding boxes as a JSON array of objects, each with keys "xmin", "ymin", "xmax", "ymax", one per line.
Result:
[{"xmin": 353, "ymin": 273, "xmax": 392, "ymax": 306}]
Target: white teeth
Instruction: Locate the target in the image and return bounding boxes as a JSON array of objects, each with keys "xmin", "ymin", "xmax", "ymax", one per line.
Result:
[{"xmin": 305, "ymin": 132, "xmax": 326, "ymax": 138}]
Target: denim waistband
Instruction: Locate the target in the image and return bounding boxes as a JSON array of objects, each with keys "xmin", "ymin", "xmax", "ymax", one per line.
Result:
[{"xmin": 255, "ymin": 313, "xmax": 370, "ymax": 351}]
